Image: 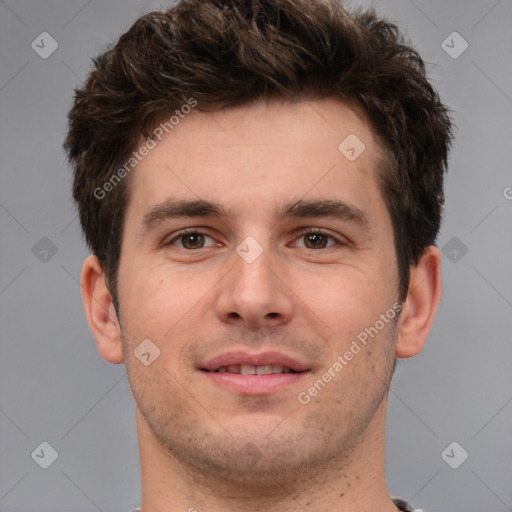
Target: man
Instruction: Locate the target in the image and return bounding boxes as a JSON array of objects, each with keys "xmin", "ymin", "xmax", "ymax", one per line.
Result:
[{"xmin": 64, "ymin": 0, "xmax": 452, "ymax": 510}]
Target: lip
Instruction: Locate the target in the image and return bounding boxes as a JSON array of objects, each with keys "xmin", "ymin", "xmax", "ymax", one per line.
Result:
[
  {"xmin": 199, "ymin": 350, "xmax": 311, "ymax": 395},
  {"xmin": 204, "ymin": 372, "xmax": 307, "ymax": 394}
]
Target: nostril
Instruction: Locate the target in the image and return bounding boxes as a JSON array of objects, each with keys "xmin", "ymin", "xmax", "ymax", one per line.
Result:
[{"xmin": 266, "ymin": 312, "xmax": 279, "ymax": 318}]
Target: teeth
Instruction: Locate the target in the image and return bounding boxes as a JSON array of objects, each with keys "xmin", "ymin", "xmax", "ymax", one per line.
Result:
[
  {"xmin": 256, "ymin": 365, "xmax": 273, "ymax": 375},
  {"xmin": 214, "ymin": 364, "xmax": 296, "ymax": 374},
  {"xmin": 240, "ymin": 364, "xmax": 256, "ymax": 375}
]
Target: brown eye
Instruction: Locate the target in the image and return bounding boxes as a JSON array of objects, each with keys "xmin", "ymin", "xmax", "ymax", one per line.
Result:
[
  {"xmin": 303, "ymin": 232, "xmax": 329, "ymax": 249},
  {"xmin": 180, "ymin": 233, "xmax": 205, "ymax": 249},
  {"xmin": 166, "ymin": 230, "xmax": 218, "ymax": 249},
  {"xmin": 292, "ymin": 230, "xmax": 339, "ymax": 250}
]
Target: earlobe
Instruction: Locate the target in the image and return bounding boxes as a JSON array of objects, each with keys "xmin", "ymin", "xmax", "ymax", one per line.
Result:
[
  {"xmin": 81, "ymin": 254, "xmax": 124, "ymax": 364},
  {"xmin": 395, "ymin": 245, "xmax": 442, "ymax": 358}
]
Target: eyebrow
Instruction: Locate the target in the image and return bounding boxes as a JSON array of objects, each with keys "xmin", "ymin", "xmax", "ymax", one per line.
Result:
[
  {"xmin": 276, "ymin": 199, "xmax": 369, "ymax": 227},
  {"xmin": 139, "ymin": 197, "xmax": 371, "ymax": 235},
  {"xmin": 140, "ymin": 199, "xmax": 231, "ymax": 234}
]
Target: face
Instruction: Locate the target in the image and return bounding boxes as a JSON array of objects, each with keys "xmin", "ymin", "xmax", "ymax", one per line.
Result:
[{"xmin": 117, "ymin": 98, "xmax": 400, "ymax": 486}]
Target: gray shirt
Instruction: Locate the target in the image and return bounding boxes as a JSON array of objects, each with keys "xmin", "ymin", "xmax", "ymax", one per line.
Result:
[{"xmin": 130, "ymin": 497, "xmax": 416, "ymax": 511}]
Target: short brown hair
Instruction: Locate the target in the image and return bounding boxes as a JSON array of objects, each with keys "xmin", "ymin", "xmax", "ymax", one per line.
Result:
[{"xmin": 64, "ymin": 0, "xmax": 453, "ymax": 305}]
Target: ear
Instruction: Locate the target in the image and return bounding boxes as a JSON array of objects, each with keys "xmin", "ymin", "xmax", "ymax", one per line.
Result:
[
  {"xmin": 395, "ymin": 245, "xmax": 442, "ymax": 358},
  {"xmin": 81, "ymin": 254, "xmax": 124, "ymax": 364}
]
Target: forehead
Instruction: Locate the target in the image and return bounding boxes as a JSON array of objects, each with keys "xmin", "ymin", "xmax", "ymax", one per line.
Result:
[{"xmin": 126, "ymin": 97, "xmax": 386, "ymax": 225}]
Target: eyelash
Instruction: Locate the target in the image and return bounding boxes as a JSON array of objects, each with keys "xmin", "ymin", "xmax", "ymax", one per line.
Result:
[{"xmin": 165, "ymin": 227, "xmax": 346, "ymax": 250}]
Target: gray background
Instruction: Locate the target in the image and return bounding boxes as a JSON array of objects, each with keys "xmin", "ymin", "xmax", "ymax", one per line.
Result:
[{"xmin": 0, "ymin": 0, "xmax": 511, "ymax": 511}]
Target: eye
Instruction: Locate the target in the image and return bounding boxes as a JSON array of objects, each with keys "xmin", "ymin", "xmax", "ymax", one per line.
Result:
[
  {"xmin": 166, "ymin": 229, "xmax": 219, "ymax": 250},
  {"xmin": 292, "ymin": 229, "xmax": 342, "ymax": 249}
]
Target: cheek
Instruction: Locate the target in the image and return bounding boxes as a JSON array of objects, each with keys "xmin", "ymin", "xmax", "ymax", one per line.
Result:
[
  {"xmin": 297, "ymin": 267, "xmax": 381, "ymax": 321},
  {"xmin": 119, "ymin": 262, "xmax": 222, "ymax": 343},
  {"xmin": 292, "ymin": 265, "xmax": 398, "ymax": 361}
]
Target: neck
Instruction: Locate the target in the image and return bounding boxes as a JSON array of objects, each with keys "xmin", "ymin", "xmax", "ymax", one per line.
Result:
[{"xmin": 136, "ymin": 399, "xmax": 399, "ymax": 512}]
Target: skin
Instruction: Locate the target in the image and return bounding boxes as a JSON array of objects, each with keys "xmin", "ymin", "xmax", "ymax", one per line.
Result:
[{"xmin": 82, "ymin": 97, "xmax": 442, "ymax": 512}]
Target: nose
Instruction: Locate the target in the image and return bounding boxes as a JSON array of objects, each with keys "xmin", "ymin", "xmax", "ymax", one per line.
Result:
[{"xmin": 215, "ymin": 242, "xmax": 294, "ymax": 330}]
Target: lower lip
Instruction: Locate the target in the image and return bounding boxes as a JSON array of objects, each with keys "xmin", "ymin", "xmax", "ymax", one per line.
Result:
[{"xmin": 202, "ymin": 371, "xmax": 307, "ymax": 394}]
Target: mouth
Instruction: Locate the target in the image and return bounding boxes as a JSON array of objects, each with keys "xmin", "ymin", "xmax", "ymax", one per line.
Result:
[
  {"xmin": 209, "ymin": 364, "xmax": 301, "ymax": 375},
  {"xmin": 199, "ymin": 350, "xmax": 310, "ymax": 394}
]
